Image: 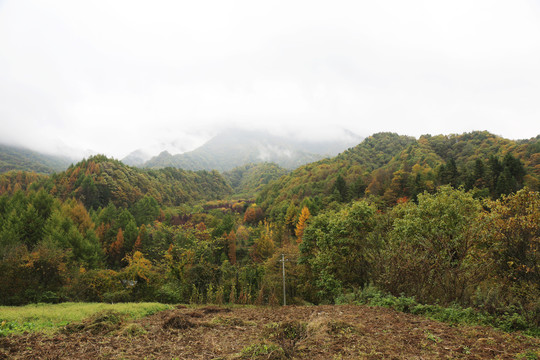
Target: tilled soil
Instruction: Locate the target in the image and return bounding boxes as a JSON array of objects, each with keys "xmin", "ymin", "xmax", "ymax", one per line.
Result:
[{"xmin": 0, "ymin": 305, "xmax": 538, "ymax": 359}]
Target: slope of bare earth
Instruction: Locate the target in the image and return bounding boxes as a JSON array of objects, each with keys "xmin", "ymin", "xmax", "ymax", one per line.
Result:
[{"xmin": 1, "ymin": 305, "xmax": 538, "ymax": 360}]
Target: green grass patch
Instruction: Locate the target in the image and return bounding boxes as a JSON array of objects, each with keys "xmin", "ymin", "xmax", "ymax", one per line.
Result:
[
  {"xmin": 239, "ymin": 342, "xmax": 285, "ymax": 359},
  {"xmin": 0, "ymin": 302, "xmax": 171, "ymax": 336}
]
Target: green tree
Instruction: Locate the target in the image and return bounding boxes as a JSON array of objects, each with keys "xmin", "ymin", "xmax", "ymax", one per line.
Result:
[
  {"xmin": 300, "ymin": 201, "xmax": 376, "ymax": 302},
  {"xmin": 333, "ymin": 175, "xmax": 348, "ymax": 202},
  {"xmin": 284, "ymin": 202, "xmax": 299, "ymax": 234},
  {"xmin": 379, "ymin": 186, "xmax": 483, "ymax": 304},
  {"xmin": 131, "ymin": 195, "xmax": 160, "ymax": 226}
]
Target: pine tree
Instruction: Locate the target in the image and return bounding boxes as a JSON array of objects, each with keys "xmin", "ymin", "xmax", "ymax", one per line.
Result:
[
  {"xmin": 284, "ymin": 202, "xmax": 298, "ymax": 234},
  {"xmin": 333, "ymin": 175, "xmax": 348, "ymax": 202}
]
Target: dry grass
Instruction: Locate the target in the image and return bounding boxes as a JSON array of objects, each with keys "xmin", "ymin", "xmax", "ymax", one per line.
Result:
[{"xmin": 1, "ymin": 304, "xmax": 538, "ymax": 359}]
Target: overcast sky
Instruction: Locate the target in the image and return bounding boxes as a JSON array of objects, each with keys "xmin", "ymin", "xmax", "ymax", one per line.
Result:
[{"xmin": 1, "ymin": 0, "xmax": 539, "ymax": 159}]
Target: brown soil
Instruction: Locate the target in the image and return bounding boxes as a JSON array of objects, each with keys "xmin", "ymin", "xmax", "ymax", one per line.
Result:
[{"xmin": 0, "ymin": 305, "xmax": 538, "ymax": 359}]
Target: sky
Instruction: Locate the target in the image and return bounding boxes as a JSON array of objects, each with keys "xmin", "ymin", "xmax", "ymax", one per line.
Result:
[{"xmin": 1, "ymin": 0, "xmax": 540, "ymax": 159}]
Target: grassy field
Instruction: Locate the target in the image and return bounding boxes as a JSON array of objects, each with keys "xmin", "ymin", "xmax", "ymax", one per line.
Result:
[{"xmin": 0, "ymin": 302, "xmax": 172, "ymax": 336}]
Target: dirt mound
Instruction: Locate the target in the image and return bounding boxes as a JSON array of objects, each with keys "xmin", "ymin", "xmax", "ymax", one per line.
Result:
[
  {"xmin": 62, "ymin": 310, "xmax": 124, "ymax": 335},
  {"xmin": 187, "ymin": 310, "xmax": 204, "ymax": 318},
  {"xmin": 265, "ymin": 321, "xmax": 308, "ymax": 358},
  {"xmin": 162, "ymin": 314, "xmax": 195, "ymax": 330},
  {"xmin": 201, "ymin": 306, "xmax": 232, "ymax": 314}
]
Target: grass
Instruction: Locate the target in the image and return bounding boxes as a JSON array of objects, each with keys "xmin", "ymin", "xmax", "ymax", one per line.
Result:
[
  {"xmin": 0, "ymin": 302, "xmax": 171, "ymax": 336},
  {"xmin": 335, "ymin": 287, "xmax": 540, "ymax": 337}
]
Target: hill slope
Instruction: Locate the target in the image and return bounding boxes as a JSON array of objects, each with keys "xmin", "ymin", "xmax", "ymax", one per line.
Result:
[
  {"xmin": 51, "ymin": 155, "xmax": 233, "ymax": 209},
  {"xmin": 258, "ymin": 131, "xmax": 540, "ymax": 219},
  {"xmin": 223, "ymin": 162, "xmax": 289, "ymax": 198},
  {"xmin": 0, "ymin": 144, "xmax": 73, "ymax": 174},
  {"xmin": 0, "ymin": 155, "xmax": 233, "ymax": 209}
]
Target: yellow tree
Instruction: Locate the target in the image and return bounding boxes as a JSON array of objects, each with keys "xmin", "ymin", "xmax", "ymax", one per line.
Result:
[
  {"xmin": 123, "ymin": 251, "xmax": 154, "ymax": 283},
  {"xmin": 295, "ymin": 206, "xmax": 311, "ymax": 243}
]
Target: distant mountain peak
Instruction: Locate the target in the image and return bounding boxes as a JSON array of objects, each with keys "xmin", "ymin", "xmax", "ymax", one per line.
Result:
[
  {"xmin": 140, "ymin": 128, "xmax": 362, "ymax": 171},
  {"xmin": 121, "ymin": 149, "xmax": 153, "ymax": 167}
]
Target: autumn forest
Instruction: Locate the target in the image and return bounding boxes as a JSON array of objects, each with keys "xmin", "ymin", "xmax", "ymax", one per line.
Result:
[{"xmin": 0, "ymin": 131, "xmax": 538, "ymax": 333}]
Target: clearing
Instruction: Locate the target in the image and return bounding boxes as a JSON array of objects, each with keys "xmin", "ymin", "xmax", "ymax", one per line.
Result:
[{"xmin": 0, "ymin": 304, "xmax": 538, "ymax": 359}]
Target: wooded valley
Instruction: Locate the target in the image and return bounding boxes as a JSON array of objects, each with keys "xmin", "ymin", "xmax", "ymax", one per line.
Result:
[{"xmin": 0, "ymin": 131, "xmax": 538, "ymax": 334}]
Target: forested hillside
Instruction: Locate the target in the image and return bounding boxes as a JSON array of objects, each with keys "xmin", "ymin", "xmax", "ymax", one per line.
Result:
[
  {"xmin": 258, "ymin": 131, "xmax": 539, "ymax": 219},
  {"xmin": 49, "ymin": 155, "xmax": 232, "ymax": 209},
  {"xmin": 223, "ymin": 163, "xmax": 288, "ymax": 198},
  {"xmin": 0, "ymin": 132, "xmax": 538, "ymax": 335},
  {"xmin": 0, "ymin": 155, "xmax": 232, "ymax": 210},
  {"xmin": 0, "ymin": 144, "xmax": 73, "ymax": 174}
]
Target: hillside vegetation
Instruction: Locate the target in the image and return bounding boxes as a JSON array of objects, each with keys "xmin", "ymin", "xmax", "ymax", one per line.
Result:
[
  {"xmin": 48, "ymin": 155, "xmax": 232, "ymax": 209},
  {"xmin": 223, "ymin": 162, "xmax": 288, "ymax": 198},
  {"xmin": 0, "ymin": 144, "xmax": 72, "ymax": 174},
  {"xmin": 0, "ymin": 131, "xmax": 538, "ymax": 340},
  {"xmin": 258, "ymin": 131, "xmax": 539, "ymax": 219}
]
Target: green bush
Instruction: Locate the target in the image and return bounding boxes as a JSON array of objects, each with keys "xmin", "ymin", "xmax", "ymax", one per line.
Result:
[
  {"xmin": 102, "ymin": 290, "xmax": 131, "ymax": 303},
  {"xmin": 155, "ymin": 282, "xmax": 184, "ymax": 304},
  {"xmin": 337, "ymin": 286, "xmax": 539, "ymax": 336}
]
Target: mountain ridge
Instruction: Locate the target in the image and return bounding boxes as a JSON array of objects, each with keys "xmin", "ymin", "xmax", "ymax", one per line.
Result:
[{"xmin": 130, "ymin": 128, "xmax": 362, "ymax": 171}]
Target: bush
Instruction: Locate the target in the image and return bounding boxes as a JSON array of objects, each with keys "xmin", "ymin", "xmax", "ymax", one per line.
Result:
[
  {"xmin": 155, "ymin": 283, "xmax": 182, "ymax": 304},
  {"xmin": 102, "ymin": 290, "xmax": 131, "ymax": 303},
  {"xmin": 338, "ymin": 286, "xmax": 540, "ymax": 336}
]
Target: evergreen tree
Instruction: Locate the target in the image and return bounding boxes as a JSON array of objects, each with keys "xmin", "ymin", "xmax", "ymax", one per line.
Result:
[
  {"xmin": 333, "ymin": 175, "xmax": 348, "ymax": 202},
  {"xmin": 284, "ymin": 202, "xmax": 298, "ymax": 234}
]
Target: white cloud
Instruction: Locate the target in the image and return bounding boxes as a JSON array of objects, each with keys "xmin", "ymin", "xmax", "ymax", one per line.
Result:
[{"xmin": 1, "ymin": 0, "xmax": 539, "ymax": 158}]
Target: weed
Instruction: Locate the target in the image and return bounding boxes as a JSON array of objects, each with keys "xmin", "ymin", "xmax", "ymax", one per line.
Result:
[
  {"xmin": 424, "ymin": 330, "xmax": 442, "ymax": 343},
  {"xmin": 339, "ymin": 287, "xmax": 540, "ymax": 337},
  {"xmin": 239, "ymin": 342, "xmax": 285, "ymax": 360},
  {"xmin": 63, "ymin": 310, "xmax": 125, "ymax": 335},
  {"xmin": 327, "ymin": 320, "xmax": 356, "ymax": 335},
  {"xmin": 517, "ymin": 351, "xmax": 539, "ymax": 360},
  {"xmin": 265, "ymin": 321, "xmax": 307, "ymax": 358},
  {"xmin": 120, "ymin": 323, "xmax": 147, "ymax": 336}
]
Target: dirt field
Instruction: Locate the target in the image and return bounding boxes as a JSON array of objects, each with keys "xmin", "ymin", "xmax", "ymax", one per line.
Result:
[{"xmin": 1, "ymin": 305, "xmax": 538, "ymax": 359}]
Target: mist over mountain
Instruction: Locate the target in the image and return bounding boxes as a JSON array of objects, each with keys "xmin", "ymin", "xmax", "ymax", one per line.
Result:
[
  {"xmin": 0, "ymin": 143, "xmax": 74, "ymax": 174},
  {"xmin": 121, "ymin": 149, "xmax": 153, "ymax": 167},
  {"xmin": 135, "ymin": 128, "xmax": 362, "ymax": 171}
]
